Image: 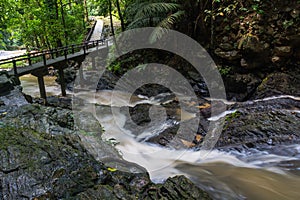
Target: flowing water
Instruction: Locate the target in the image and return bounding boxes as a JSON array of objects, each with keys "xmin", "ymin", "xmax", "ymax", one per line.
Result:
[
  {"xmin": 20, "ymin": 77, "xmax": 300, "ymax": 199},
  {"xmin": 19, "ymin": 75, "xmax": 70, "ymax": 97}
]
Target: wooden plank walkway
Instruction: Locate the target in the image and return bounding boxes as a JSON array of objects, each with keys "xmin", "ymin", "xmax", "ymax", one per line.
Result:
[
  {"xmin": 7, "ymin": 43, "xmax": 108, "ymax": 76},
  {"xmin": 0, "ymin": 20, "xmax": 110, "ymax": 100}
]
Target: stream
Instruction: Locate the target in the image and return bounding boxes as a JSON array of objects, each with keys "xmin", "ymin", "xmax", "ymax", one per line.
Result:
[{"xmin": 20, "ymin": 77, "xmax": 300, "ymax": 200}]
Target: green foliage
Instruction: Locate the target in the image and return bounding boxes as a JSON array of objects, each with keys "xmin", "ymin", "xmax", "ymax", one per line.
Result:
[
  {"xmin": 127, "ymin": 0, "xmax": 185, "ymax": 41},
  {"xmin": 108, "ymin": 61, "xmax": 122, "ymax": 72},
  {"xmin": 219, "ymin": 66, "xmax": 232, "ymax": 76},
  {"xmin": 224, "ymin": 110, "xmax": 241, "ymax": 130},
  {"xmin": 1, "ymin": 0, "xmax": 87, "ymax": 50},
  {"xmin": 225, "ymin": 110, "xmax": 241, "ymax": 121},
  {"xmin": 283, "ymin": 20, "xmax": 294, "ymax": 29}
]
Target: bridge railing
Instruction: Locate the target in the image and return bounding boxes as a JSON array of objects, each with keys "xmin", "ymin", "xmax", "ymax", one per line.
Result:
[{"xmin": 0, "ymin": 39, "xmax": 106, "ymax": 75}]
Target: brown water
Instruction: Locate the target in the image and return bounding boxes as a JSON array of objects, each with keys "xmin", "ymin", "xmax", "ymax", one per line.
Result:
[
  {"xmin": 77, "ymin": 92, "xmax": 300, "ymax": 200},
  {"xmin": 20, "ymin": 74, "xmax": 68, "ymax": 97},
  {"xmin": 19, "ymin": 76, "xmax": 300, "ymax": 199}
]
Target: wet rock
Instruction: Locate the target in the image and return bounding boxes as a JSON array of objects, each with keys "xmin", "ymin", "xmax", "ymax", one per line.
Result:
[
  {"xmin": 47, "ymin": 96, "xmax": 72, "ymax": 109},
  {"xmin": 3, "ymin": 104, "xmax": 75, "ymax": 135},
  {"xmin": 0, "ymin": 125, "xmax": 104, "ymax": 199},
  {"xmin": 0, "ymin": 105, "xmax": 212, "ymax": 199},
  {"xmin": 274, "ymin": 46, "xmax": 293, "ymax": 57},
  {"xmin": 224, "ymin": 73, "xmax": 261, "ymax": 101},
  {"xmin": 253, "ymin": 72, "xmax": 300, "ymax": 99},
  {"xmin": 0, "ymin": 71, "xmax": 17, "ymax": 96},
  {"xmin": 219, "ymin": 43, "xmax": 234, "ymax": 51},
  {"xmin": 290, "ymin": 9, "xmax": 300, "ymax": 18},
  {"xmin": 216, "ymin": 98, "xmax": 300, "ymax": 149},
  {"xmin": 97, "ymin": 71, "xmax": 119, "ymax": 91},
  {"xmin": 150, "ymin": 175, "xmax": 212, "ymax": 200},
  {"xmin": 0, "ymin": 87, "xmax": 28, "ymax": 107},
  {"xmin": 239, "ymin": 35, "xmax": 270, "ymax": 70},
  {"xmin": 188, "ymin": 71, "xmax": 203, "ymax": 82},
  {"xmin": 214, "ymin": 48, "xmax": 240, "ymax": 61}
]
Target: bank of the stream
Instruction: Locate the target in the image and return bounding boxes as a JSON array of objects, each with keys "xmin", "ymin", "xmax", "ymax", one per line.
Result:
[
  {"xmin": 0, "ymin": 1, "xmax": 300, "ymax": 198},
  {"xmin": 1, "ymin": 71, "xmax": 299, "ymax": 199}
]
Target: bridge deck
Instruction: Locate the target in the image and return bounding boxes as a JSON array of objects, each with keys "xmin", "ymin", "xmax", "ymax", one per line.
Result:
[{"xmin": 7, "ymin": 44, "xmax": 107, "ymax": 76}]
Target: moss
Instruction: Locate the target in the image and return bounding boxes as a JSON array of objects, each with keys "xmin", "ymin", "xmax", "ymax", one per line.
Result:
[
  {"xmin": 225, "ymin": 110, "xmax": 241, "ymax": 122},
  {"xmin": 257, "ymin": 76, "xmax": 268, "ymax": 91}
]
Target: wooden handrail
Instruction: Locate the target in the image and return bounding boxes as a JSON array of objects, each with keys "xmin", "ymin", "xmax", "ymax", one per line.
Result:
[
  {"xmin": 85, "ymin": 21, "xmax": 97, "ymax": 42},
  {"xmin": 0, "ymin": 39, "xmax": 105, "ymax": 71}
]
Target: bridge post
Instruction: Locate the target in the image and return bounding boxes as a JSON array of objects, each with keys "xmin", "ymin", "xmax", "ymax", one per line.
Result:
[
  {"xmin": 43, "ymin": 54, "xmax": 46, "ymax": 66},
  {"xmin": 83, "ymin": 44, "xmax": 86, "ymax": 55},
  {"xmin": 28, "ymin": 54, "xmax": 32, "ymax": 65},
  {"xmin": 64, "ymin": 48, "xmax": 67, "ymax": 60},
  {"xmin": 12, "ymin": 60, "xmax": 17, "ymax": 76},
  {"xmin": 50, "ymin": 50, "xmax": 55, "ymax": 59},
  {"xmin": 92, "ymin": 57, "xmax": 96, "ymax": 70},
  {"xmin": 72, "ymin": 45, "xmax": 75, "ymax": 54},
  {"xmin": 78, "ymin": 62, "xmax": 84, "ymax": 85},
  {"xmin": 37, "ymin": 76, "xmax": 47, "ymax": 100},
  {"xmin": 58, "ymin": 67, "xmax": 67, "ymax": 97},
  {"xmin": 56, "ymin": 49, "xmax": 59, "ymax": 58}
]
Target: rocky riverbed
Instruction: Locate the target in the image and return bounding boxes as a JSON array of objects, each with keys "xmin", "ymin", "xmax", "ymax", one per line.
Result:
[
  {"xmin": 1, "ymin": 66, "xmax": 300, "ymax": 199},
  {"xmin": 0, "ymin": 71, "xmax": 212, "ymax": 199}
]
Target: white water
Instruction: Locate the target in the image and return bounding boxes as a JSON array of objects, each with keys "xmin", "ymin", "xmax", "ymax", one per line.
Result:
[
  {"xmin": 19, "ymin": 77, "xmax": 300, "ymax": 199},
  {"xmin": 94, "ymin": 103, "xmax": 300, "ymax": 199},
  {"xmin": 75, "ymin": 91, "xmax": 300, "ymax": 199},
  {"xmin": 20, "ymin": 75, "xmax": 72, "ymax": 97}
]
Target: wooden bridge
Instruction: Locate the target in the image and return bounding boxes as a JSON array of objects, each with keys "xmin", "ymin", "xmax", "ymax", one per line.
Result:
[
  {"xmin": 0, "ymin": 40, "xmax": 108, "ymax": 99},
  {"xmin": 0, "ymin": 21, "xmax": 109, "ymax": 100}
]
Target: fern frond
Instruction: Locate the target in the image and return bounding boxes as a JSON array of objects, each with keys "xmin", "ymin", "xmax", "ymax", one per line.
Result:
[
  {"xmin": 134, "ymin": 3, "xmax": 181, "ymax": 20},
  {"xmin": 150, "ymin": 10, "xmax": 185, "ymax": 42},
  {"xmin": 127, "ymin": 16, "xmax": 165, "ymax": 29}
]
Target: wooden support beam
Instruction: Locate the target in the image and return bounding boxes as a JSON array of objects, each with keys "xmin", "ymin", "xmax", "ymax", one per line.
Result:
[
  {"xmin": 78, "ymin": 62, "xmax": 84, "ymax": 86},
  {"xmin": 43, "ymin": 54, "xmax": 47, "ymax": 66},
  {"xmin": 37, "ymin": 76, "xmax": 47, "ymax": 101},
  {"xmin": 28, "ymin": 54, "xmax": 32, "ymax": 65},
  {"xmin": 58, "ymin": 67, "xmax": 67, "ymax": 97},
  {"xmin": 12, "ymin": 60, "xmax": 18, "ymax": 76},
  {"xmin": 92, "ymin": 57, "xmax": 96, "ymax": 70}
]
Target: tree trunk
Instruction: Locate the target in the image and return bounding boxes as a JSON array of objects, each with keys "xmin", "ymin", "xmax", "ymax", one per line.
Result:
[
  {"xmin": 83, "ymin": 0, "xmax": 89, "ymax": 22},
  {"xmin": 60, "ymin": 0, "xmax": 68, "ymax": 46},
  {"xmin": 55, "ymin": 0, "xmax": 63, "ymax": 47},
  {"xmin": 109, "ymin": 0, "xmax": 115, "ymax": 36},
  {"xmin": 115, "ymin": 0, "xmax": 125, "ymax": 31}
]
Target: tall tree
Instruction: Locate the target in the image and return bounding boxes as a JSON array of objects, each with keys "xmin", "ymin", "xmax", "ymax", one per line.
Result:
[
  {"xmin": 115, "ymin": 0, "xmax": 125, "ymax": 31},
  {"xmin": 109, "ymin": 0, "xmax": 115, "ymax": 36}
]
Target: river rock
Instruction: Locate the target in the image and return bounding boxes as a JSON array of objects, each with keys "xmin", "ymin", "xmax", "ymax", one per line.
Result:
[
  {"xmin": 214, "ymin": 49, "xmax": 240, "ymax": 61},
  {"xmin": 0, "ymin": 104, "xmax": 212, "ymax": 199},
  {"xmin": 0, "ymin": 71, "xmax": 16, "ymax": 96},
  {"xmin": 1, "ymin": 104, "xmax": 76, "ymax": 136},
  {"xmin": 252, "ymin": 71, "xmax": 300, "ymax": 99},
  {"xmin": 216, "ymin": 98, "xmax": 300, "ymax": 150},
  {"xmin": 224, "ymin": 73, "xmax": 261, "ymax": 101},
  {"xmin": 274, "ymin": 46, "xmax": 293, "ymax": 57},
  {"xmin": 0, "ymin": 87, "xmax": 28, "ymax": 107}
]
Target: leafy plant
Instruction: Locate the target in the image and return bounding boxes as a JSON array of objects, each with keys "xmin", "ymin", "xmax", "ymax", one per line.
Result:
[
  {"xmin": 219, "ymin": 66, "xmax": 232, "ymax": 76},
  {"xmin": 283, "ymin": 20, "xmax": 294, "ymax": 29}
]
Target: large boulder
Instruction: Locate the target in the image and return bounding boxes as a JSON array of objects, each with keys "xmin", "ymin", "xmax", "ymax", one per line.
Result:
[
  {"xmin": 0, "ymin": 104, "xmax": 212, "ymax": 199},
  {"xmin": 0, "ymin": 71, "xmax": 20, "ymax": 96},
  {"xmin": 252, "ymin": 71, "xmax": 300, "ymax": 99},
  {"xmin": 216, "ymin": 98, "xmax": 300, "ymax": 150},
  {"xmin": 0, "ymin": 71, "xmax": 27, "ymax": 107}
]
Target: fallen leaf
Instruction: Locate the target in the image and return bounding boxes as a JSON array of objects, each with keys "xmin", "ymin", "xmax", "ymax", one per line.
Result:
[
  {"xmin": 196, "ymin": 103, "xmax": 211, "ymax": 109},
  {"xmin": 107, "ymin": 167, "xmax": 117, "ymax": 172},
  {"xmin": 181, "ymin": 139, "xmax": 196, "ymax": 148},
  {"xmin": 195, "ymin": 135, "xmax": 202, "ymax": 142}
]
